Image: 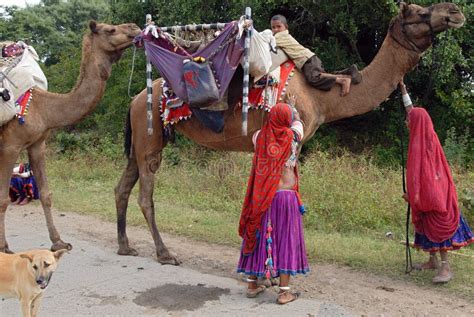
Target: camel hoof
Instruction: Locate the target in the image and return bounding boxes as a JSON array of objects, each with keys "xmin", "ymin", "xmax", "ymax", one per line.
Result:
[
  {"xmin": 118, "ymin": 247, "xmax": 139, "ymax": 256},
  {"xmin": 51, "ymin": 240, "xmax": 73, "ymax": 251},
  {"xmin": 157, "ymin": 253, "xmax": 180, "ymax": 266}
]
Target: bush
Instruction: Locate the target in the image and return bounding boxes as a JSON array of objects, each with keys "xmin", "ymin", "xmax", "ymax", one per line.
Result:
[{"xmin": 444, "ymin": 127, "xmax": 471, "ymax": 168}]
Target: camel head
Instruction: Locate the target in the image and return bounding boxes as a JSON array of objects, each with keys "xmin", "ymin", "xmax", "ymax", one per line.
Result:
[
  {"xmin": 390, "ymin": 2, "xmax": 465, "ymax": 53},
  {"xmin": 88, "ymin": 21, "xmax": 141, "ymax": 63}
]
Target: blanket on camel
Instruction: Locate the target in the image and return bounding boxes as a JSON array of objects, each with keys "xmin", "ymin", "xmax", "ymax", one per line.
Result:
[
  {"xmin": 0, "ymin": 41, "xmax": 47, "ymax": 126},
  {"xmin": 160, "ymin": 60, "xmax": 295, "ymax": 130}
]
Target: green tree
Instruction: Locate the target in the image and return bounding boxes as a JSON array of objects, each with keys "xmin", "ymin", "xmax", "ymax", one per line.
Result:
[{"xmin": 1, "ymin": 0, "xmax": 472, "ymax": 164}]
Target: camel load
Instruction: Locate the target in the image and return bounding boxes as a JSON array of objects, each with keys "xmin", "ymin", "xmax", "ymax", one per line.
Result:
[
  {"xmin": 134, "ymin": 8, "xmax": 293, "ymax": 135},
  {"xmin": 0, "ymin": 41, "xmax": 48, "ymax": 126}
]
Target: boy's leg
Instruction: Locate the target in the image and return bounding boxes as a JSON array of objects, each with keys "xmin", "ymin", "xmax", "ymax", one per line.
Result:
[
  {"xmin": 333, "ymin": 64, "xmax": 362, "ymax": 84},
  {"xmin": 302, "ymin": 56, "xmax": 353, "ymax": 96},
  {"xmin": 302, "ymin": 56, "xmax": 337, "ymax": 91}
]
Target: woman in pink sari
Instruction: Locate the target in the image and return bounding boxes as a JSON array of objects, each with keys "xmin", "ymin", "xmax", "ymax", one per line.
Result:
[{"xmin": 399, "ymin": 81, "xmax": 473, "ymax": 283}]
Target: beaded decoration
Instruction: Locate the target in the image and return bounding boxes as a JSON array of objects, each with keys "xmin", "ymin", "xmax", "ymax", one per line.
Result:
[
  {"xmin": 15, "ymin": 88, "xmax": 33, "ymax": 125},
  {"xmin": 264, "ymin": 219, "xmax": 276, "ymax": 279}
]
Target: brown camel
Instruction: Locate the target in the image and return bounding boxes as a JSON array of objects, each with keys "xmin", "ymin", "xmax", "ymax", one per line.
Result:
[
  {"xmin": 0, "ymin": 21, "xmax": 141, "ymax": 253},
  {"xmin": 114, "ymin": 2, "xmax": 465, "ymax": 265}
]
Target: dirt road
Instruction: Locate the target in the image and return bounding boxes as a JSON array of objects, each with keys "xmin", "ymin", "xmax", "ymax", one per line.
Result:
[{"xmin": 1, "ymin": 204, "xmax": 473, "ymax": 316}]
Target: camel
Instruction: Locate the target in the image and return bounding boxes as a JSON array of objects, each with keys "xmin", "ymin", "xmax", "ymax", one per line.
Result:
[
  {"xmin": 114, "ymin": 2, "xmax": 465, "ymax": 265},
  {"xmin": 0, "ymin": 21, "xmax": 141, "ymax": 253}
]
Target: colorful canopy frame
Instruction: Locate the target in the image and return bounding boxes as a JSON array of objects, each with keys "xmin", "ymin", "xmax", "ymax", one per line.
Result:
[{"xmin": 136, "ymin": 8, "xmax": 252, "ymax": 135}]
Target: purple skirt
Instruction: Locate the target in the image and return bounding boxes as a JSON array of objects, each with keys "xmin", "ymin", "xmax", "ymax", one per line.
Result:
[
  {"xmin": 9, "ymin": 176, "xmax": 40, "ymax": 202},
  {"xmin": 414, "ymin": 214, "xmax": 474, "ymax": 252},
  {"xmin": 237, "ymin": 190, "xmax": 309, "ymax": 277}
]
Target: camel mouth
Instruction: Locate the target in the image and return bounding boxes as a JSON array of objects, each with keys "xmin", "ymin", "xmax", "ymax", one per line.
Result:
[
  {"xmin": 447, "ymin": 18, "xmax": 465, "ymax": 29},
  {"xmin": 116, "ymin": 42, "xmax": 134, "ymax": 51}
]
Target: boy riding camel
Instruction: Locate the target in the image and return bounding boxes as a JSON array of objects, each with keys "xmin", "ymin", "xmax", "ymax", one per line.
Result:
[{"xmin": 271, "ymin": 15, "xmax": 362, "ymax": 96}]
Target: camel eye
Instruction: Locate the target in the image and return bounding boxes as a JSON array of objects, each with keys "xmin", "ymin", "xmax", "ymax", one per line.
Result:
[
  {"xmin": 106, "ymin": 28, "xmax": 116, "ymax": 34},
  {"xmin": 33, "ymin": 264, "xmax": 38, "ymax": 270},
  {"xmin": 44, "ymin": 262, "xmax": 50, "ymax": 268},
  {"xmin": 419, "ymin": 12, "xmax": 430, "ymax": 18}
]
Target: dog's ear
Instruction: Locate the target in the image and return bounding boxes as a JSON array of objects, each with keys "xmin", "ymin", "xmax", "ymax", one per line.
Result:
[
  {"xmin": 20, "ymin": 254, "xmax": 33, "ymax": 263},
  {"xmin": 53, "ymin": 249, "xmax": 68, "ymax": 260}
]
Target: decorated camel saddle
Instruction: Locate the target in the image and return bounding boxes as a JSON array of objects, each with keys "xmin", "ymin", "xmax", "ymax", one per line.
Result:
[
  {"xmin": 146, "ymin": 25, "xmax": 294, "ymax": 132},
  {"xmin": 0, "ymin": 41, "xmax": 48, "ymax": 126}
]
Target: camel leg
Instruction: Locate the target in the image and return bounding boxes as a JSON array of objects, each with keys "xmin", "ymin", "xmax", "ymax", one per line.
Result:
[
  {"xmin": 137, "ymin": 152, "xmax": 179, "ymax": 265},
  {"xmin": 28, "ymin": 140, "xmax": 72, "ymax": 251},
  {"xmin": 0, "ymin": 149, "xmax": 19, "ymax": 253},
  {"xmin": 115, "ymin": 155, "xmax": 139, "ymax": 256}
]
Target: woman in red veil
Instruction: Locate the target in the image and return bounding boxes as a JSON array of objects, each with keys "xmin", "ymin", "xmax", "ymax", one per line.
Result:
[
  {"xmin": 400, "ymin": 81, "xmax": 473, "ymax": 283},
  {"xmin": 237, "ymin": 98, "xmax": 309, "ymax": 304}
]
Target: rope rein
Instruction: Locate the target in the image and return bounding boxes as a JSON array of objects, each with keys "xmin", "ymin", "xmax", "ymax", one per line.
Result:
[{"xmin": 127, "ymin": 45, "xmax": 137, "ymax": 99}]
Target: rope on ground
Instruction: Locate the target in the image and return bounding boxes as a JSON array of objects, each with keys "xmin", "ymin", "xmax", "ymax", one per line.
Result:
[{"xmin": 398, "ymin": 241, "xmax": 474, "ymax": 259}]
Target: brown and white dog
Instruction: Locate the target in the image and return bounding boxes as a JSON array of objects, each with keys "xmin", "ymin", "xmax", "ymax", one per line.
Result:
[{"xmin": 0, "ymin": 249, "xmax": 67, "ymax": 317}]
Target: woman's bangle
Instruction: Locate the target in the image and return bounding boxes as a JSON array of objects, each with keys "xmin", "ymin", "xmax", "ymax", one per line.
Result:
[{"xmin": 402, "ymin": 93, "xmax": 412, "ymax": 108}]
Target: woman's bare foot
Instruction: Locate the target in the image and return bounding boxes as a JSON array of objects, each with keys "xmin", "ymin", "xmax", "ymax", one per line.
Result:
[
  {"xmin": 432, "ymin": 261, "xmax": 452, "ymax": 283},
  {"xmin": 246, "ymin": 277, "xmax": 265, "ymax": 298},
  {"xmin": 277, "ymin": 290, "xmax": 300, "ymax": 304},
  {"xmin": 414, "ymin": 256, "xmax": 439, "ymax": 270}
]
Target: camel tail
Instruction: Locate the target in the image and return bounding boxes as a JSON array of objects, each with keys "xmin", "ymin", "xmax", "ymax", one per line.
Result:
[{"xmin": 124, "ymin": 108, "xmax": 132, "ymax": 158}]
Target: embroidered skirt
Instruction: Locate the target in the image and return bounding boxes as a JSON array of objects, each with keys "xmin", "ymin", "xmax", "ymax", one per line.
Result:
[
  {"xmin": 414, "ymin": 214, "xmax": 474, "ymax": 252},
  {"xmin": 237, "ymin": 190, "xmax": 309, "ymax": 277}
]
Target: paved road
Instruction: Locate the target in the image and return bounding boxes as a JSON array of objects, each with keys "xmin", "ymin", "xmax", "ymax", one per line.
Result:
[{"xmin": 0, "ymin": 209, "xmax": 352, "ymax": 317}]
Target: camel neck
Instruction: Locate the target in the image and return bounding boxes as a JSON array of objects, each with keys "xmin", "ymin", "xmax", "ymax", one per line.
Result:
[
  {"xmin": 319, "ymin": 34, "xmax": 420, "ymax": 123},
  {"xmin": 34, "ymin": 35, "xmax": 112, "ymax": 128}
]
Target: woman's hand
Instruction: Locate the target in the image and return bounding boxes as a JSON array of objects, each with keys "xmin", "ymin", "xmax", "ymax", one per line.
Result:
[
  {"xmin": 286, "ymin": 92, "xmax": 296, "ymax": 106},
  {"xmin": 285, "ymin": 92, "xmax": 300, "ymax": 120},
  {"xmin": 398, "ymin": 79, "xmax": 408, "ymax": 95}
]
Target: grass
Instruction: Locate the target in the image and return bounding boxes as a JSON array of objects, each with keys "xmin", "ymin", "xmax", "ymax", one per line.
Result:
[{"xmin": 45, "ymin": 145, "xmax": 474, "ymax": 299}]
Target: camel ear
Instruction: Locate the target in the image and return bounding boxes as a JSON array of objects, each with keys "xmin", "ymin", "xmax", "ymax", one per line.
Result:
[
  {"xmin": 89, "ymin": 20, "xmax": 98, "ymax": 34},
  {"xmin": 20, "ymin": 254, "xmax": 33, "ymax": 263},
  {"xmin": 53, "ymin": 249, "xmax": 68, "ymax": 261},
  {"xmin": 399, "ymin": 2, "xmax": 410, "ymax": 17}
]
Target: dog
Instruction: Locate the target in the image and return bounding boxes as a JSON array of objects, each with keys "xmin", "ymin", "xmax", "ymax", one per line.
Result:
[{"xmin": 0, "ymin": 249, "xmax": 67, "ymax": 317}]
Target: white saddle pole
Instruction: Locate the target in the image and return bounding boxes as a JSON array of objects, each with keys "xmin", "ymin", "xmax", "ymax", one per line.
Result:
[
  {"xmin": 241, "ymin": 7, "xmax": 252, "ymax": 136},
  {"xmin": 145, "ymin": 14, "xmax": 154, "ymax": 136}
]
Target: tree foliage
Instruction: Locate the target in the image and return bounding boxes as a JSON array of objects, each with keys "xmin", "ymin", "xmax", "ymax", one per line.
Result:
[{"xmin": 0, "ymin": 0, "xmax": 472, "ymax": 164}]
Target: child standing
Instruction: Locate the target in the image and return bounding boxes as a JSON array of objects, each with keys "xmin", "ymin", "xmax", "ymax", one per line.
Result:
[{"xmin": 9, "ymin": 163, "xmax": 39, "ymax": 205}]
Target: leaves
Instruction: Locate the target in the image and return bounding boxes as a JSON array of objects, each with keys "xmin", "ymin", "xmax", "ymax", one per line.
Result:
[{"xmin": 1, "ymin": 0, "xmax": 472, "ymax": 164}]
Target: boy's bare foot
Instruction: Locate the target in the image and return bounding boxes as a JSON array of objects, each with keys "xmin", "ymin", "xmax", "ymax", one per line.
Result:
[{"xmin": 337, "ymin": 77, "xmax": 351, "ymax": 96}]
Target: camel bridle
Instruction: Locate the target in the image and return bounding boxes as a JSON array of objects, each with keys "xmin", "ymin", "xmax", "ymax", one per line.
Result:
[{"xmin": 390, "ymin": 7, "xmax": 438, "ymax": 53}]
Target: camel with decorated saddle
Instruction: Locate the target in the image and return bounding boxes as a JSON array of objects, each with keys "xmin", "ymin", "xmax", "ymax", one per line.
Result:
[
  {"xmin": 0, "ymin": 21, "xmax": 141, "ymax": 253},
  {"xmin": 114, "ymin": 2, "xmax": 465, "ymax": 265}
]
